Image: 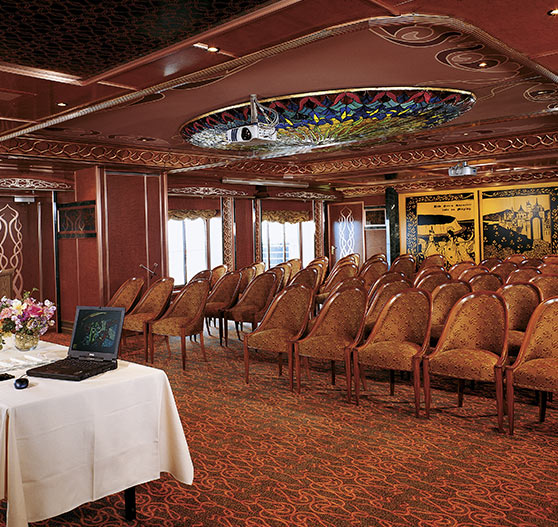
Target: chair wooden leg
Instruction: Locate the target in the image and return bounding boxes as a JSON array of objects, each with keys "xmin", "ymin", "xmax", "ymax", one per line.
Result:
[
  {"xmin": 353, "ymin": 352, "xmax": 360, "ymax": 405},
  {"xmin": 143, "ymin": 323, "xmax": 149, "ymax": 362},
  {"xmin": 331, "ymin": 360, "xmax": 336, "ymax": 385},
  {"xmin": 506, "ymin": 369, "xmax": 515, "ymax": 435},
  {"xmin": 164, "ymin": 336, "xmax": 171, "ymax": 358},
  {"xmin": 278, "ymin": 353, "xmax": 283, "ymax": 377},
  {"xmin": 235, "ymin": 321, "xmax": 241, "ymax": 340},
  {"xmin": 224, "ymin": 314, "xmax": 229, "ymax": 347},
  {"xmin": 288, "ymin": 344, "xmax": 294, "ymax": 392},
  {"xmin": 303, "ymin": 357, "xmax": 311, "ymax": 380},
  {"xmin": 457, "ymin": 379, "xmax": 465, "ymax": 407},
  {"xmin": 360, "ymin": 369, "xmax": 367, "ymax": 391},
  {"xmin": 412, "ymin": 357, "xmax": 421, "ymax": 418},
  {"xmin": 389, "ymin": 370, "xmax": 395, "ymax": 396},
  {"xmin": 205, "ymin": 318, "xmax": 211, "ymax": 335},
  {"xmin": 539, "ymin": 391, "xmax": 548, "ymax": 423},
  {"xmin": 495, "ymin": 367, "xmax": 504, "ymax": 433},
  {"xmin": 423, "ymin": 358, "xmax": 431, "ymax": 418},
  {"xmin": 243, "ymin": 340, "xmax": 250, "ymax": 384},
  {"xmin": 199, "ymin": 331, "xmax": 207, "ymax": 361},
  {"xmin": 344, "ymin": 348, "xmax": 352, "ymax": 403},
  {"xmin": 294, "ymin": 344, "xmax": 301, "ymax": 394},
  {"xmin": 147, "ymin": 326, "xmax": 153, "ymax": 364},
  {"xmin": 218, "ymin": 314, "xmax": 223, "ymax": 346},
  {"xmin": 180, "ymin": 329, "xmax": 186, "ymax": 370}
]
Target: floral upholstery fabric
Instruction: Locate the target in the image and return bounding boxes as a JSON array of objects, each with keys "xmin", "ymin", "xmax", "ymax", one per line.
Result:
[
  {"xmin": 123, "ymin": 312, "xmax": 157, "ymax": 331},
  {"xmin": 290, "ymin": 267, "xmax": 320, "ymax": 290},
  {"xmin": 274, "ymin": 263, "xmax": 292, "ymax": 287},
  {"xmin": 490, "ymin": 262, "xmax": 518, "ymax": 281},
  {"xmin": 429, "ymin": 348, "xmax": 500, "ymax": 381},
  {"xmin": 267, "ymin": 267, "xmax": 285, "ymax": 289},
  {"xmin": 319, "ymin": 263, "xmax": 358, "ymax": 294},
  {"xmin": 245, "ymin": 328, "xmax": 297, "ymax": 354},
  {"xmin": 359, "ymin": 260, "xmax": 388, "ymax": 288},
  {"xmin": 505, "ymin": 255, "xmax": 526, "ymax": 264},
  {"xmin": 419, "ymin": 254, "xmax": 446, "ymax": 270},
  {"xmin": 530, "ymin": 275, "xmax": 558, "ymax": 300},
  {"xmin": 431, "ymin": 324, "xmax": 444, "ymax": 341},
  {"xmin": 512, "ymin": 358, "xmax": 558, "ymax": 392},
  {"xmin": 287, "ymin": 259, "xmax": 302, "ymax": 275},
  {"xmin": 520, "ymin": 258, "xmax": 543, "ymax": 268},
  {"xmin": 210, "ymin": 265, "xmax": 228, "ymax": 288},
  {"xmin": 499, "ymin": 283, "xmax": 540, "ymax": 331},
  {"xmin": 190, "ymin": 270, "xmax": 211, "ymax": 282},
  {"xmin": 128, "ymin": 277, "xmax": 174, "ymax": 316},
  {"xmin": 448, "ymin": 262, "xmax": 475, "ymax": 280},
  {"xmin": 458, "ymin": 267, "xmax": 488, "ymax": 282},
  {"xmin": 390, "ymin": 256, "xmax": 416, "ymax": 279},
  {"xmin": 358, "ymin": 341, "xmax": 421, "ymax": 370},
  {"xmin": 415, "ymin": 271, "xmax": 451, "ymax": 293},
  {"xmin": 364, "ymin": 280, "xmax": 411, "ymax": 335},
  {"xmin": 253, "ymin": 262, "xmax": 266, "ymax": 276},
  {"xmin": 227, "ymin": 272, "xmax": 278, "ymax": 324},
  {"xmin": 107, "ymin": 277, "xmax": 144, "ymax": 311},
  {"xmin": 469, "ymin": 273, "xmax": 503, "ymax": 292},
  {"xmin": 431, "ymin": 282, "xmax": 471, "ymax": 327},
  {"xmin": 506, "ymin": 268, "xmax": 541, "ymax": 284},
  {"xmin": 369, "ymin": 272, "xmax": 407, "ymax": 297},
  {"xmin": 481, "ymin": 257, "xmax": 501, "ymax": 268},
  {"xmin": 238, "ymin": 267, "xmax": 256, "ymax": 293},
  {"xmin": 316, "ymin": 277, "xmax": 365, "ymax": 305},
  {"xmin": 516, "ymin": 301, "xmax": 558, "ymax": 361},
  {"xmin": 508, "ymin": 329, "xmax": 525, "ymax": 353},
  {"xmin": 204, "ymin": 272, "xmax": 242, "ymax": 318}
]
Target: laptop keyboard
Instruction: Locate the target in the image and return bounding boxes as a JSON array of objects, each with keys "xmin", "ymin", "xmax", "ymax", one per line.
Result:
[{"xmin": 48, "ymin": 357, "xmax": 107, "ymax": 372}]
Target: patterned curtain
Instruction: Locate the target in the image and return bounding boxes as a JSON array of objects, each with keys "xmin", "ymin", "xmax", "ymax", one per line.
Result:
[
  {"xmin": 168, "ymin": 209, "xmax": 219, "ymax": 221},
  {"xmin": 261, "ymin": 210, "xmax": 311, "ymax": 224}
]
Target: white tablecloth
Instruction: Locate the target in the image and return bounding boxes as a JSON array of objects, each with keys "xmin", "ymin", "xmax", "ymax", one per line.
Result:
[{"xmin": 0, "ymin": 340, "xmax": 194, "ymax": 527}]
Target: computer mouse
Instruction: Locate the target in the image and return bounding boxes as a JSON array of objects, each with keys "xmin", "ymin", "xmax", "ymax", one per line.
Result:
[{"xmin": 14, "ymin": 377, "xmax": 29, "ymax": 389}]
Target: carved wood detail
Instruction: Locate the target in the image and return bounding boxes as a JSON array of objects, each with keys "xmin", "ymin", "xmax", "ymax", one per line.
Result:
[
  {"xmin": 254, "ymin": 199, "xmax": 262, "ymax": 263},
  {"xmin": 313, "ymin": 200, "xmax": 324, "ymax": 258},
  {"xmin": 222, "ymin": 197, "xmax": 234, "ymax": 270}
]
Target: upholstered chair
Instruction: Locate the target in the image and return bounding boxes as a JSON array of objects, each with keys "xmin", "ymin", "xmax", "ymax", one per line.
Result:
[
  {"xmin": 293, "ymin": 286, "xmax": 367, "ymax": 399},
  {"xmin": 243, "ymin": 284, "xmax": 314, "ymax": 389},
  {"xmin": 273, "ymin": 262, "xmax": 292, "ymax": 288},
  {"xmin": 506, "ymin": 297, "xmax": 558, "ymax": 434},
  {"xmin": 498, "ymin": 282, "xmax": 542, "ymax": 357},
  {"xmin": 189, "ymin": 269, "xmax": 211, "ymax": 282},
  {"xmin": 389, "ymin": 254, "xmax": 416, "ymax": 280},
  {"xmin": 458, "ymin": 266, "xmax": 489, "ymax": 282},
  {"xmin": 204, "ymin": 270, "xmax": 243, "ymax": 345},
  {"xmin": 107, "ymin": 277, "xmax": 144, "ymax": 313},
  {"xmin": 430, "ymin": 281, "xmax": 472, "ymax": 346},
  {"xmin": 519, "ymin": 258, "xmax": 543, "ymax": 268},
  {"xmin": 224, "ymin": 271, "xmax": 280, "ymax": 345},
  {"xmin": 358, "ymin": 259, "xmax": 389, "ymax": 289},
  {"xmin": 423, "ymin": 291, "xmax": 508, "ymax": 431},
  {"xmin": 334, "ymin": 253, "xmax": 360, "ymax": 269},
  {"xmin": 538, "ymin": 262, "xmax": 558, "ymax": 275},
  {"xmin": 362, "ymin": 279, "xmax": 413, "ymax": 341},
  {"xmin": 481, "ymin": 257, "xmax": 502, "ymax": 268},
  {"xmin": 307, "ymin": 261, "xmax": 328, "ymax": 287},
  {"xmin": 490, "ymin": 262, "xmax": 518, "ymax": 282},
  {"xmin": 316, "ymin": 262, "xmax": 359, "ymax": 304},
  {"xmin": 147, "ymin": 279, "xmax": 210, "ymax": 367},
  {"xmin": 289, "ymin": 266, "xmax": 320, "ymax": 291},
  {"xmin": 266, "ymin": 266, "xmax": 285, "ymax": 291},
  {"xmin": 122, "ymin": 277, "xmax": 174, "ymax": 355},
  {"xmin": 237, "ymin": 265, "xmax": 256, "ymax": 294},
  {"xmin": 413, "ymin": 266, "xmax": 446, "ymax": 285},
  {"xmin": 210, "ymin": 264, "xmax": 228, "ymax": 288},
  {"xmin": 418, "ymin": 254, "xmax": 446, "ymax": 271},
  {"xmin": 368, "ymin": 271, "xmax": 407, "ymax": 298},
  {"xmin": 468, "ymin": 272, "xmax": 503, "ymax": 292},
  {"xmin": 504, "ymin": 254, "xmax": 526, "ymax": 264},
  {"xmin": 350, "ymin": 288, "xmax": 431, "ymax": 414},
  {"xmin": 505, "ymin": 268, "xmax": 541, "ymax": 284},
  {"xmin": 287, "ymin": 258, "xmax": 302, "ymax": 275},
  {"xmin": 253, "ymin": 262, "xmax": 266, "ymax": 276},
  {"xmin": 448, "ymin": 261, "xmax": 476, "ymax": 280},
  {"xmin": 414, "ymin": 270, "xmax": 452, "ymax": 293},
  {"xmin": 542, "ymin": 254, "xmax": 558, "ymax": 264},
  {"xmin": 529, "ymin": 274, "xmax": 558, "ymax": 301},
  {"xmin": 366, "ymin": 252, "xmax": 387, "ymax": 262}
]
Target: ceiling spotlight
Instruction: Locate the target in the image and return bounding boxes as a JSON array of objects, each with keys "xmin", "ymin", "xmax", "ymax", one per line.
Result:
[
  {"xmin": 478, "ymin": 62, "xmax": 488, "ymax": 68},
  {"xmin": 56, "ymin": 102, "xmax": 67, "ymax": 107},
  {"xmin": 547, "ymin": 8, "xmax": 558, "ymax": 15},
  {"xmin": 207, "ymin": 46, "xmax": 220, "ymax": 53},
  {"xmin": 193, "ymin": 42, "xmax": 220, "ymax": 53}
]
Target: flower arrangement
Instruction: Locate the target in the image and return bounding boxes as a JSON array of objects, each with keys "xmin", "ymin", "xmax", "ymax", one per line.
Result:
[{"xmin": 0, "ymin": 291, "xmax": 56, "ymax": 349}]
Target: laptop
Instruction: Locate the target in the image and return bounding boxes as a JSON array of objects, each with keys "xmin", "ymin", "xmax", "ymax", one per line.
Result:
[{"xmin": 27, "ymin": 306, "xmax": 125, "ymax": 381}]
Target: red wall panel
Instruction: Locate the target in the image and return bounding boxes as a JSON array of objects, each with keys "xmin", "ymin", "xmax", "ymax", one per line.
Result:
[{"xmin": 234, "ymin": 199, "xmax": 254, "ymax": 269}]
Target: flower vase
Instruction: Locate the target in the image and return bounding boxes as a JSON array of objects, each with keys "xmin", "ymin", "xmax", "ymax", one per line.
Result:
[{"xmin": 14, "ymin": 332, "xmax": 40, "ymax": 352}]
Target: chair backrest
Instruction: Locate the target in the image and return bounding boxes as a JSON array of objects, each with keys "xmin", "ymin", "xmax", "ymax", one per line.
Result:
[
  {"xmin": 358, "ymin": 259, "xmax": 388, "ymax": 288},
  {"xmin": 519, "ymin": 258, "xmax": 543, "ymax": 268},
  {"xmin": 235, "ymin": 271, "xmax": 279, "ymax": 312},
  {"xmin": 543, "ymin": 255, "xmax": 558, "ymax": 264},
  {"xmin": 335, "ymin": 253, "xmax": 360, "ymax": 269},
  {"xmin": 266, "ymin": 266, "xmax": 285, "ymax": 290},
  {"xmin": 538, "ymin": 263, "xmax": 558, "ymax": 275},
  {"xmin": 364, "ymin": 288, "xmax": 431, "ymax": 348},
  {"xmin": 481, "ymin": 257, "xmax": 502, "ymax": 268},
  {"xmin": 498, "ymin": 282, "xmax": 541, "ymax": 332},
  {"xmin": 490, "ymin": 261, "xmax": 518, "ymax": 281},
  {"xmin": 468, "ymin": 272, "xmax": 503, "ymax": 292},
  {"xmin": 256, "ymin": 284, "xmax": 314, "ymax": 335},
  {"xmin": 413, "ymin": 265, "xmax": 445, "ymax": 284},
  {"xmin": 514, "ymin": 297, "xmax": 558, "ymax": 363},
  {"xmin": 458, "ymin": 266, "xmax": 489, "ymax": 282},
  {"xmin": 306, "ymin": 286, "xmax": 367, "ymax": 341},
  {"xmin": 321, "ymin": 262, "xmax": 359, "ymax": 292},
  {"xmin": 529, "ymin": 274, "xmax": 558, "ymax": 301},
  {"xmin": 435, "ymin": 291, "xmax": 507, "ymax": 357},
  {"xmin": 287, "ymin": 258, "xmax": 302, "ymax": 275},
  {"xmin": 189, "ymin": 269, "xmax": 211, "ymax": 282},
  {"xmin": 210, "ymin": 265, "xmax": 228, "ymax": 288},
  {"xmin": 238, "ymin": 266, "xmax": 256, "ymax": 293},
  {"xmin": 307, "ymin": 261, "xmax": 328, "ymax": 286},
  {"xmin": 164, "ymin": 279, "xmax": 210, "ymax": 325},
  {"xmin": 448, "ymin": 261, "xmax": 476, "ymax": 280},
  {"xmin": 368, "ymin": 271, "xmax": 407, "ymax": 297},
  {"xmin": 206, "ymin": 270, "xmax": 243, "ymax": 305},
  {"xmin": 289, "ymin": 266, "xmax": 320, "ymax": 290},
  {"xmin": 389, "ymin": 254, "xmax": 416, "ymax": 279},
  {"xmin": 431, "ymin": 280, "xmax": 472, "ymax": 327},
  {"xmin": 414, "ymin": 270, "xmax": 452, "ymax": 293},
  {"xmin": 252, "ymin": 262, "xmax": 266, "ymax": 276},
  {"xmin": 418, "ymin": 253, "xmax": 446, "ymax": 271},
  {"xmin": 505, "ymin": 268, "xmax": 541, "ymax": 284},
  {"xmin": 504, "ymin": 254, "xmax": 526, "ymax": 264},
  {"xmin": 130, "ymin": 277, "xmax": 174, "ymax": 316},
  {"xmin": 364, "ymin": 279, "xmax": 412, "ymax": 335},
  {"xmin": 107, "ymin": 277, "xmax": 145, "ymax": 312}
]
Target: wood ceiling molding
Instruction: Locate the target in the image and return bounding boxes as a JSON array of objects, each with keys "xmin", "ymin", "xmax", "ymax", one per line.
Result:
[
  {"xmin": 342, "ymin": 169, "xmax": 558, "ymax": 197},
  {"xmin": 275, "ymin": 190, "xmax": 336, "ymax": 200},
  {"xmin": 167, "ymin": 186, "xmax": 249, "ymax": 197},
  {"xmin": 0, "ymin": 177, "xmax": 73, "ymax": 190}
]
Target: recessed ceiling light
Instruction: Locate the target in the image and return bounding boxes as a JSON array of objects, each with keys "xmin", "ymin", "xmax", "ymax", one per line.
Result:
[
  {"xmin": 547, "ymin": 8, "xmax": 558, "ymax": 15},
  {"xmin": 478, "ymin": 62, "xmax": 488, "ymax": 68},
  {"xmin": 207, "ymin": 46, "xmax": 220, "ymax": 53},
  {"xmin": 57, "ymin": 102, "xmax": 67, "ymax": 107}
]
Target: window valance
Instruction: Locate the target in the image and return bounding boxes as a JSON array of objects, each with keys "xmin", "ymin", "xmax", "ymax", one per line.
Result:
[
  {"xmin": 168, "ymin": 209, "xmax": 220, "ymax": 221},
  {"xmin": 262, "ymin": 210, "xmax": 312, "ymax": 224}
]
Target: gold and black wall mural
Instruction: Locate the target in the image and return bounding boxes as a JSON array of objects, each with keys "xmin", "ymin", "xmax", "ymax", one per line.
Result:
[{"xmin": 399, "ymin": 182, "xmax": 558, "ymax": 264}]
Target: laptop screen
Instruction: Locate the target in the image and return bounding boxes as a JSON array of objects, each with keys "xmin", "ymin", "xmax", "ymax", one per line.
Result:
[{"xmin": 69, "ymin": 306, "xmax": 125, "ymax": 359}]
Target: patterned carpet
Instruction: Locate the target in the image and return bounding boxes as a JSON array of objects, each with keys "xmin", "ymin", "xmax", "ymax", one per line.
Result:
[{"xmin": 2, "ymin": 328, "xmax": 558, "ymax": 527}]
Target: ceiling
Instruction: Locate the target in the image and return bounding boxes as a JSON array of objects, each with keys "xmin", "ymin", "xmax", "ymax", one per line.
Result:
[{"xmin": 0, "ymin": 0, "xmax": 557, "ymax": 196}]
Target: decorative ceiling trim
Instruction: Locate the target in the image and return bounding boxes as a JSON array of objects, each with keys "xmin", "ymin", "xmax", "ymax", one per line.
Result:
[
  {"xmin": 0, "ymin": 177, "xmax": 73, "ymax": 190},
  {"xmin": 341, "ymin": 170, "xmax": 558, "ymax": 196},
  {"xmin": 168, "ymin": 186, "xmax": 249, "ymax": 197},
  {"xmin": 275, "ymin": 190, "xmax": 336, "ymax": 201}
]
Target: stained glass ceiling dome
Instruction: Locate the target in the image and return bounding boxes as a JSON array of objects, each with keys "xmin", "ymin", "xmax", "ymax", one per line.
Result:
[{"xmin": 180, "ymin": 87, "xmax": 476, "ymax": 154}]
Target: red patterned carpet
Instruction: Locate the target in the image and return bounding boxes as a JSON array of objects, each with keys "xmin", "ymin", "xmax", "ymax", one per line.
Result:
[{"xmin": 2, "ymin": 328, "xmax": 558, "ymax": 527}]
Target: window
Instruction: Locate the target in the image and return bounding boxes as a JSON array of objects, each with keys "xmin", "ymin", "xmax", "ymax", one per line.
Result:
[
  {"xmin": 168, "ymin": 216, "xmax": 223, "ymax": 285},
  {"xmin": 262, "ymin": 220, "xmax": 315, "ymax": 269}
]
